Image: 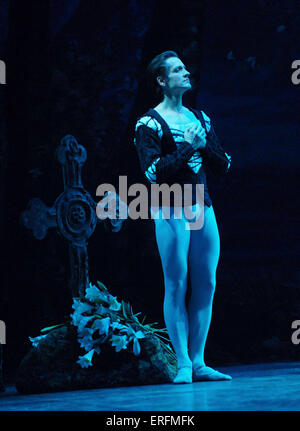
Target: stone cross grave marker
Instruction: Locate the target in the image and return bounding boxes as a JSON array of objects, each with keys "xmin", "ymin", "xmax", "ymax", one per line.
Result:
[{"xmin": 21, "ymin": 134, "xmax": 125, "ymax": 298}]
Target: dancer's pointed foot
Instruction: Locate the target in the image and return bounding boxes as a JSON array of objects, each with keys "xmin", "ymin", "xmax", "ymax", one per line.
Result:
[
  {"xmin": 193, "ymin": 365, "xmax": 232, "ymax": 382},
  {"xmin": 173, "ymin": 366, "xmax": 193, "ymax": 384}
]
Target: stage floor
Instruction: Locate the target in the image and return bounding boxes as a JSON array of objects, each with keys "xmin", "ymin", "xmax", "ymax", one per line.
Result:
[{"xmin": 0, "ymin": 362, "xmax": 300, "ymax": 411}]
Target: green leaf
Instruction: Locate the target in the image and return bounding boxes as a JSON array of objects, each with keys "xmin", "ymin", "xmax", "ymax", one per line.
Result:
[
  {"xmin": 151, "ymin": 328, "xmax": 168, "ymax": 333},
  {"xmin": 40, "ymin": 323, "xmax": 65, "ymax": 333},
  {"xmin": 122, "ymin": 301, "xmax": 127, "ymax": 319},
  {"xmin": 96, "ymin": 281, "xmax": 108, "ymax": 291},
  {"xmin": 145, "ymin": 322, "xmax": 158, "ymax": 328},
  {"xmin": 132, "ymin": 312, "xmax": 141, "ymax": 323},
  {"xmin": 124, "ymin": 301, "xmax": 131, "ymax": 315}
]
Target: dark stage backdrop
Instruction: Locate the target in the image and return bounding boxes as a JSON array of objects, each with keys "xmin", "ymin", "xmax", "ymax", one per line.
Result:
[{"xmin": 0, "ymin": 0, "xmax": 299, "ymax": 382}]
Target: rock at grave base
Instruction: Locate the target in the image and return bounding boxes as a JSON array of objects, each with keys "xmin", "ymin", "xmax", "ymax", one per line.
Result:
[{"xmin": 16, "ymin": 325, "xmax": 177, "ymax": 394}]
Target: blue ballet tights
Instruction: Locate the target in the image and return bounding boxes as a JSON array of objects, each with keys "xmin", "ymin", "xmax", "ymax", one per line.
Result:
[{"xmin": 153, "ymin": 205, "xmax": 220, "ymax": 369}]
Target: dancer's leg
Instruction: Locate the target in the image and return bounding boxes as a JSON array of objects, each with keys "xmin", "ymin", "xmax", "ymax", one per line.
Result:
[
  {"xmin": 187, "ymin": 205, "xmax": 231, "ymax": 381},
  {"xmin": 187, "ymin": 205, "xmax": 220, "ymax": 368},
  {"xmin": 153, "ymin": 207, "xmax": 192, "ymax": 382}
]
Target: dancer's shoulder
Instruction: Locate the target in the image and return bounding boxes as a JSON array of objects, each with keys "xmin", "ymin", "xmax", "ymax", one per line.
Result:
[{"xmin": 135, "ymin": 115, "xmax": 163, "ymax": 138}]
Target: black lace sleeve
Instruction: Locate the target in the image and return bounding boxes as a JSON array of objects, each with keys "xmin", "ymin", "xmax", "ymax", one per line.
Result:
[{"xmin": 201, "ymin": 123, "xmax": 231, "ymax": 176}]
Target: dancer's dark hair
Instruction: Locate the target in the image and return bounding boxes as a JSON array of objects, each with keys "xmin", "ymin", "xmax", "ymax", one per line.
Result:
[{"xmin": 146, "ymin": 51, "xmax": 179, "ymax": 98}]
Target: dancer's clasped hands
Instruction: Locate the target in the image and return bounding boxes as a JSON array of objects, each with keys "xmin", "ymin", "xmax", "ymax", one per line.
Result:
[{"xmin": 184, "ymin": 122, "xmax": 207, "ymax": 150}]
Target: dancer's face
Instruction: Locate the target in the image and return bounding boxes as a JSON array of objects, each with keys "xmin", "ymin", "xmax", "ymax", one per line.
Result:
[{"xmin": 157, "ymin": 57, "xmax": 191, "ymax": 96}]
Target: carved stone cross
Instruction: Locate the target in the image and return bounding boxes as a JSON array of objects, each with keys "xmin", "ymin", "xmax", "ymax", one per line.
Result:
[{"xmin": 21, "ymin": 134, "xmax": 124, "ymax": 298}]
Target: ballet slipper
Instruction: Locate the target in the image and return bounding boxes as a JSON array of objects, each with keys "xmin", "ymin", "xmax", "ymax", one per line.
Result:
[
  {"xmin": 173, "ymin": 366, "xmax": 193, "ymax": 384},
  {"xmin": 192, "ymin": 365, "xmax": 232, "ymax": 382}
]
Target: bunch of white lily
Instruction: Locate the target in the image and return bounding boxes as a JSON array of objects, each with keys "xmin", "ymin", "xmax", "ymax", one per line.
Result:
[
  {"xmin": 71, "ymin": 281, "xmax": 146, "ymax": 368},
  {"xmin": 29, "ymin": 280, "xmax": 175, "ymax": 369}
]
